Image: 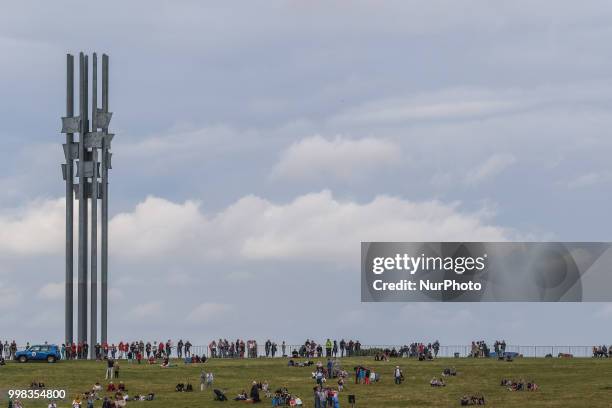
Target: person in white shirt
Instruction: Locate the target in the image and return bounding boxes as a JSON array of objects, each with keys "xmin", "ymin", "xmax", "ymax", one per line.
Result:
[{"xmin": 394, "ymin": 366, "xmax": 403, "ymax": 385}]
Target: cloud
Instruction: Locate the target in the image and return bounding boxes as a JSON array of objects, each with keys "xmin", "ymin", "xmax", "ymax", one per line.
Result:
[
  {"xmin": 271, "ymin": 135, "xmax": 401, "ymax": 181},
  {"xmin": 464, "ymin": 154, "xmax": 517, "ymax": 185},
  {"xmin": 38, "ymin": 282, "xmax": 63, "ymax": 300},
  {"xmin": 565, "ymin": 172, "xmax": 612, "ymax": 189},
  {"xmin": 110, "ymin": 190, "xmax": 511, "ymax": 263},
  {"xmin": 330, "ymin": 87, "xmax": 534, "ymax": 126},
  {"xmin": 0, "ymin": 191, "xmax": 512, "ymax": 266},
  {"xmin": 0, "ymin": 198, "xmax": 64, "ymax": 256},
  {"xmin": 399, "ymin": 303, "xmax": 475, "ymax": 328},
  {"xmin": 128, "ymin": 302, "xmax": 163, "ymax": 319},
  {"xmin": 187, "ymin": 303, "xmax": 232, "ymax": 323}
]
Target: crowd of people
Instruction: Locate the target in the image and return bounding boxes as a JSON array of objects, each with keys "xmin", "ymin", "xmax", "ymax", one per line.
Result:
[
  {"xmin": 592, "ymin": 345, "xmax": 611, "ymax": 357},
  {"xmin": 492, "ymin": 340, "xmax": 507, "ymax": 355},
  {"xmin": 69, "ymin": 381, "xmax": 155, "ymax": 408},
  {"xmin": 2, "ymin": 340, "xmax": 554, "ymax": 408},
  {"xmin": 500, "ymin": 378, "xmax": 539, "ymax": 391},
  {"xmin": 470, "ymin": 341, "xmax": 491, "ymax": 358},
  {"xmin": 208, "ymin": 339, "xmax": 258, "ymax": 358},
  {"xmin": 1, "ymin": 340, "xmax": 199, "ymax": 361},
  {"xmin": 0, "ymin": 340, "xmax": 18, "ymax": 360}
]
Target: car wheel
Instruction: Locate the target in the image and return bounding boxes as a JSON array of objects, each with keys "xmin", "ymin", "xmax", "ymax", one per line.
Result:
[
  {"xmin": 47, "ymin": 355, "xmax": 56, "ymax": 363},
  {"xmin": 18, "ymin": 355, "xmax": 27, "ymax": 363}
]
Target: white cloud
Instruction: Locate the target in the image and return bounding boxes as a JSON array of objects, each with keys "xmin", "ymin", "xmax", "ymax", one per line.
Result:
[
  {"xmin": 110, "ymin": 190, "xmax": 511, "ymax": 263},
  {"xmin": 0, "ymin": 191, "xmax": 512, "ymax": 265},
  {"xmin": 464, "ymin": 154, "xmax": 517, "ymax": 185},
  {"xmin": 0, "ymin": 198, "xmax": 64, "ymax": 256},
  {"xmin": 109, "ymin": 197, "xmax": 205, "ymax": 259},
  {"xmin": 271, "ymin": 135, "xmax": 401, "ymax": 181},
  {"xmin": 187, "ymin": 303, "xmax": 232, "ymax": 323},
  {"xmin": 37, "ymin": 282, "xmax": 63, "ymax": 300}
]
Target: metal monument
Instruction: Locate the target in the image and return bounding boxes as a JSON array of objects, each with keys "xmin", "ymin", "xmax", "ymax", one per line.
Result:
[{"xmin": 61, "ymin": 53, "xmax": 113, "ymax": 358}]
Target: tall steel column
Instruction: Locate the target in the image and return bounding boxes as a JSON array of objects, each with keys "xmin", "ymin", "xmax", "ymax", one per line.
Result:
[
  {"xmin": 101, "ymin": 54, "xmax": 110, "ymax": 347},
  {"xmin": 77, "ymin": 52, "xmax": 89, "ymax": 345},
  {"xmin": 90, "ymin": 53, "xmax": 98, "ymax": 359},
  {"xmin": 62, "ymin": 52, "xmax": 113, "ymax": 357},
  {"xmin": 64, "ymin": 54, "xmax": 75, "ymax": 345}
]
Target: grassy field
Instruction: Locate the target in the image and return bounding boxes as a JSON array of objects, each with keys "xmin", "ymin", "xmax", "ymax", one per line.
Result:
[{"xmin": 1, "ymin": 357, "xmax": 612, "ymax": 408}]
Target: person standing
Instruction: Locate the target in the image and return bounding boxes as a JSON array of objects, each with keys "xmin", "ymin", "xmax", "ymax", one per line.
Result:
[
  {"xmin": 200, "ymin": 370, "xmax": 206, "ymax": 392},
  {"xmin": 313, "ymin": 387, "xmax": 321, "ymax": 408},
  {"xmin": 177, "ymin": 340, "xmax": 184, "ymax": 359},
  {"xmin": 165, "ymin": 340, "xmax": 172, "ymax": 358},
  {"xmin": 325, "ymin": 339, "xmax": 332, "ymax": 358},
  {"xmin": 105, "ymin": 358, "xmax": 115, "ymax": 380},
  {"xmin": 281, "ymin": 341, "xmax": 286, "ymax": 357},
  {"xmin": 249, "ymin": 381, "xmax": 260, "ymax": 403},
  {"xmin": 394, "ymin": 366, "xmax": 403, "ymax": 385}
]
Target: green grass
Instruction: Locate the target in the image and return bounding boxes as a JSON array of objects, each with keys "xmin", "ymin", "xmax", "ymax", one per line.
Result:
[{"xmin": 1, "ymin": 357, "xmax": 612, "ymax": 407}]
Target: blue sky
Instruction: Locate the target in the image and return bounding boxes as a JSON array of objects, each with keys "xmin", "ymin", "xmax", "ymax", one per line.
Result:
[{"xmin": 1, "ymin": 0, "xmax": 612, "ymax": 346}]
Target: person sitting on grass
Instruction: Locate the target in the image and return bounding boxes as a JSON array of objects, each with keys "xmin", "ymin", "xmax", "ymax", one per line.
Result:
[
  {"xmin": 106, "ymin": 382, "xmax": 116, "ymax": 392},
  {"xmin": 430, "ymin": 377, "xmax": 446, "ymax": 387},
  {"xmin": 460, "ymin": 394, "xmax": 485, "ymax": 405},
  {"xmin": 234, "ymin": 390, "xmax": 248, "ymax": 401},
  {"xmin": 443, "ymin": 367, "xmax": 457, "ymax": 376},
  {"xmin": 262, "ymin": 381, "xmax": 271, "ymax": 398},
  {"xmin": 337, "ymin": 377, "xmax": 344, "ymax": 392},
  {"xmin": 114, "ymin": 392, "xmax": 126, "ymax": 408},
  {"xmin": 527, "ymin": 381, "xmax": 539, "ymax": 391},
  {"xmin": 214, "ymin": 389, "xmax": 228, "ymax": 401},
  {"xmin": 92, "ymin": 382, "xmax": 102, "ymax": 394},
  {"xmin": 101, "ymin": 396, "xmax": 111, "ymax": 408},
  {"xmin": 118, "ymin": 382, "xmax": 127, "ymax": 392}
]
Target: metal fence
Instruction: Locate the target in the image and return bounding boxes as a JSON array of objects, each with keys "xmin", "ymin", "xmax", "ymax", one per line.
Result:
[
  {"xmin": 4, "ymin": 344, "xmax": 604, "ymax": 359},
  {"xmin": 139, "ymin": 344, "xmax": 604, "ymax": 359}
]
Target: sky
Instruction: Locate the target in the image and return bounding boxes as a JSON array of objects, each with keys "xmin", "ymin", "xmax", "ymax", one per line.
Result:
[{"xmin": 1, "ymin": 0, "xmax": 612, "ymax": 347}]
